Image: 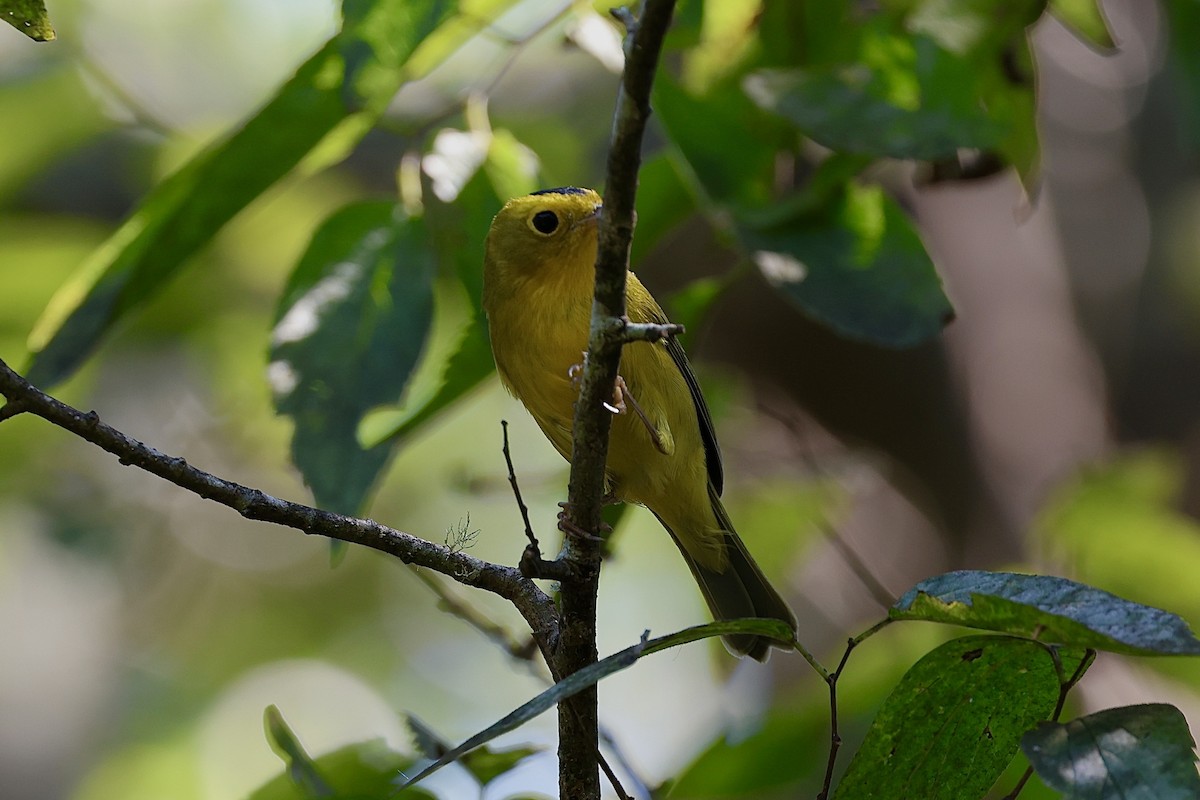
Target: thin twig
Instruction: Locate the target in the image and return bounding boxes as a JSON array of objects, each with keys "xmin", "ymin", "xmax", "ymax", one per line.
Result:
[
  {"xmin": 621, "ymin": 321, "xmax": 685, "ymax": 343},
  {"xmin": 1002, "ymin": 647, "xmax": 1096, "ymax": 800},
  {"xmin": 817, "ymin": 618, "xmax": 892, "ymax": 800},
  {"xmin": 0, "ymin": 357, "xmax": 560, "ymax": 653},
  {"xmin": 501, "ymin": 420, "xmax": 540, "ymax": 553}
]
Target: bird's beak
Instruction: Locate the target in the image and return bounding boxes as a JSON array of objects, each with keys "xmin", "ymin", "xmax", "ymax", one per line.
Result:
[{"xmin": 573, "ymin": 204, "xmax": 602, "ymax": 230}]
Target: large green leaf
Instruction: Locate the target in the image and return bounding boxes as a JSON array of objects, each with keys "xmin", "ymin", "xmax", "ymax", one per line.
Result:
[
  {"xmin": 270, "ymin": 201, "xmax": 434, "ymax": 514},
  {"xmin": 653, "ymin": 74, "xmax": 784, "ymax": 210},
  {"xmin": 742, "ymin": 182, "xmax": 953, "ymax": 347},
  {"xmin": 363, "ymin": 156, "xmax": 509, "ymax": 448},
  {"xmin": 25, "ymin": 0, "xmax": 454, "ymax": 388},
  {"xmin": 892, "ymin": 570, "xmax": 1200, "ymax": 656},
  {"xmin": 744, "ymin": 35, "xmax": 1007, "ymax": 161},
  {"xmin": 1023, "ymin": 704, "xmax": 1200, "ymax": 799},
  {"xmin": 833, "ymin": 636, "xmax": 1076, "ymax": 800}
]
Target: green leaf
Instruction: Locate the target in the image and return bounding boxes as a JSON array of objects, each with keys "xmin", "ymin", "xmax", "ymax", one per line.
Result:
[
  {"xmin": 270, "ymin": 201, "xmax": 434, "ymax": 514},
  {"xmin": 1166, "ymin": 0, "xmax": 1200, "ymax": 152},
  {"xmin": 397, "ymin": 619, "xmax": 794, "ymax": 791},
  {"xmin": 1023, "ymin": 704, "xmax": 1200, "ymax": 799},
  {"xmin": 741, "ymin": 183, "xmax": 953, "ymax": 347},
  {"xmin": 1037, "ymin": 452, "xmax": 1200, "ymax": 655},
  {"xmin": 1, "ymin": 0, "xmax": 54, "ymax": 41},
  {"xmin": 254, "ymin": 706, "xmax": 434, "ymax": 800},
  {"xmin": 744, "ymin": 36, "xmax": 1007, "ymax": 161},
  {"xmin": 1048, "ymin": 0, "xmax": 1115, "ymax": 49},
  {"xmin": 24, "ymin": 0, "xmax": 454, "ymax": 388},
  {"xmin": 363, "ymin": 167, "xmax": 503, "ymax": 448},
  {"xmin": 405, "ymin": 714, "xmax": 538, "ymax": 787},
  {"xmin": 263, "ymin": 705, "xmax": 334, "ymax": 798},
  {"xmin": 833, "ymin": 636, "xmax": 1071, "ymax": 800},
  {"xmin": 630, "ymin": 153, "xmax": 697, "ymax": 265},
  {"xmin": 654, "ymin": 74, "xmax": 784, "ymax": 210},
  {"xmin": 892, "ymin": 570, "xmax": 1200, "ymax": 656}
]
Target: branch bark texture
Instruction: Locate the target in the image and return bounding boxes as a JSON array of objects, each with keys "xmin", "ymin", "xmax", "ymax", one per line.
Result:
[{"xmin": 555, "ymin": 1, "xmax": 677, "ymax": 797}]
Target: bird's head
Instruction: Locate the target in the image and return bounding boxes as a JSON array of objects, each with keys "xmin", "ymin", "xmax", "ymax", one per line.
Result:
[{"xmin": 484, "ymin": 187, "xmax": 603, "ymax": 283}]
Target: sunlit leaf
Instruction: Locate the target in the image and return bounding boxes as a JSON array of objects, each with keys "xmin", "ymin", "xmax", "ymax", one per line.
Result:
[
  {"xmin": 25, "ymin": 0, "xmax": 454, "ymax": 388},
  {"xmin": 1048, "ymin": 0, "xmax": 1115, "ymax": 49},
  {"xmin": 270, "ymin": 201, "xmax": 434, "ymax": 514},
  {"xmin": 833, "ymin": 636, "xmax": 1074, "ymax": 800},
  {"xmin": 892, "ymin": 570, "xmax": 1200, "ymax": 656},
  {"xmin": 742, "ymin": 183, "xmax": 953, "ymax": 347},
  {"xmin": 1023, "ymin": 704, "xmax": 1200, "ymax": 799},
  {"xmin": 1, "ymin": 0, "xmax": 54, "ymax": 40}
]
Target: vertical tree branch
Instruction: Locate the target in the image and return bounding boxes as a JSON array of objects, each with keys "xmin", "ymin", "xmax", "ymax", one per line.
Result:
[{"xmin": 554, "ymin": 1, "xmax": 676, "ymax": 797}]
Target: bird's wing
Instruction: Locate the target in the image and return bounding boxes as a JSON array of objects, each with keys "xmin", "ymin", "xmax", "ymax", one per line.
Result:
[{"xmin": 661, "ymin": 321, "xmax": 724, "ymax": 496}]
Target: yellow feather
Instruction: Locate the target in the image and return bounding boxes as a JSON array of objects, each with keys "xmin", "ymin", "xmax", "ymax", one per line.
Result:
[{"xmin": 482, "ymin": 187, "xmax": 797, "ymax": 660}]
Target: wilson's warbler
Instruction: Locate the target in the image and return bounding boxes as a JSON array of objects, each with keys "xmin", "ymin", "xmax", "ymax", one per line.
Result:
[{"xmin": 483, "ymin": 187, "xmax": 796, "ymax": 660}]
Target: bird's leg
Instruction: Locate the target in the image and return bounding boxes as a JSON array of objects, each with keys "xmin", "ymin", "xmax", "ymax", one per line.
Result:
[
  {"xmin": 568, "ymin": 354, "xmax": 670, "ymax": 456},
  {"xmin": 556, "ymin": 501, "xmax": 610, "ymax": 542},
  {"xmin": 613, "ymin": 376, "xmax": 670, "ymax": 456}
]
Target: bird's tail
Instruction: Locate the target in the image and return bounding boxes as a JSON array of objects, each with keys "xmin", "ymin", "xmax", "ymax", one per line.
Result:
[{"xmin": 657, "ymin": 485, "xmax": 797, "ymax": 661}]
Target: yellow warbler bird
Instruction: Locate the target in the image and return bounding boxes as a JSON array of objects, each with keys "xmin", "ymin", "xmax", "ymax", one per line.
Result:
[{"xmin": 483, "ymin": 187, "xmax": 797, "ymax": 660}]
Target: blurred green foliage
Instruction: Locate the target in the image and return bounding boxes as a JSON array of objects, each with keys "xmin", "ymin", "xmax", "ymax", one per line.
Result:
[{"xmin": 5, "ymin": 0, "xmax": 1200, "ymax": 798}]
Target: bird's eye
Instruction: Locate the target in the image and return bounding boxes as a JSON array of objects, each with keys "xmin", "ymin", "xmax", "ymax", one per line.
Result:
[{"xmin": 531, "ymin": 210, "xmax": 559, "ymax": 235}]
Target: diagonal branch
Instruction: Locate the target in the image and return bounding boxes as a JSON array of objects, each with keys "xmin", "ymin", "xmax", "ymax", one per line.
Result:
[{"xmin": 0, "ymin": 356, "xmax": 559, "ymax": 651}]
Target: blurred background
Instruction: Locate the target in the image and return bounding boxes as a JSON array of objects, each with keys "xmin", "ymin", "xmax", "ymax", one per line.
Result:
[{"xmin": 3, "ymin": 0, "xmax": 1200, "ymax": 798}]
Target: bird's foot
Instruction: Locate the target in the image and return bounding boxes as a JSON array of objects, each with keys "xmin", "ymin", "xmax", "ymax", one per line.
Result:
[{"xmin": 556, "ymin": 501, "xmax": 611, "ymax": 541}]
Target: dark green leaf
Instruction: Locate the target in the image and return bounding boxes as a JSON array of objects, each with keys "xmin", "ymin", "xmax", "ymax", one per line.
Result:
[
  {"xmin": 1048, "ymin": 0, "xmax": 1115, "ymax": 49},
  {"xmin": 654, "ymin": 75, "xmax": 785, "ymax": 210},
  {"xmin": 254, "ymin": 707, "xmax": 433, "ymax": 799},
  {"xmin": 1023, "ymin": 704, "xmax": 1200, "ymax": 799},
  {"xmin": 892, "ymin": 570, "xmax": 1200, "ymax": 656},
  {"xmin": 757, "ymin": 0, "xmax": 860, "ymax": 68},
  {"xmin": 365, "ymin": 167, "xmax": 504, "ymax": 448},
  {"xmin": 1165, "ymin": 0, "xmax": 1200, "ymax": 153},
  {"xmin": 742, "ymin": 183, "xmax": 953, "ymax": 347},
  {"xmin": 744, "ymin": 36, "xmax": 1007, "ymax": 161},
  {"xmin": 833, "ymin": 636, "xmax": 1069, "ymax": 800},
  {"xmin": 270, "ymin": 201, "xmax": 434, "ymax": 514},
  {"xmin": 25, "ymin": 0, "xmax": 454, "ymax": 388},
  {"xmin": 1, "ymin": 0, "xmax": 54, "ymax": 40}
]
